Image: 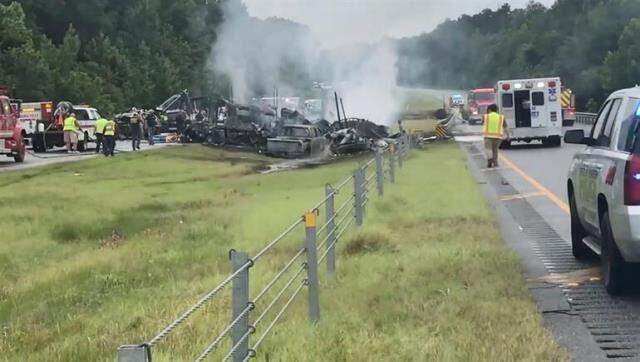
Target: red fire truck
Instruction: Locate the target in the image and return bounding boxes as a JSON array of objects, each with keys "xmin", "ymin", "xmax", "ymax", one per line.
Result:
[
  {"xmin": 0, "ymin": 86, "xmax": 26, "ymax": 163},
  {"xmin": 467, "ymin": 88, "xmax": 496, "ymax": 125}
]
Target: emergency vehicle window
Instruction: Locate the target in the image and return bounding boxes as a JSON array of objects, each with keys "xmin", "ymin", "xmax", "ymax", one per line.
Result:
[
  {"xmin": 502, "ymin": 93, "xmax": 513, "ymax": 108},
  {"xmin": 617, "ymin": 98, "xmax": 640, "ymax": 152},
  {"xmin": 0, "ymin": 99, "xmax": 10, "ymax": 115},
  {"xmin": 532, "ymin": 92, "xmax": 544, "ymax": 106},
  {"xmin": 75, "ymin": 110, "xmax": 90, "ymax": 120},
  {"xmin": 599, "ymin": 98, "xmax": 621, "ymax": 147},
  {"xmin": 591, "ymin": 100, "xmax": 612, "ymax": 140}
]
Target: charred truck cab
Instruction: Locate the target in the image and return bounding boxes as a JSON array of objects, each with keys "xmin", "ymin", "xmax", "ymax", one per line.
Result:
[{"xmin": 497, "ymin": 77, "xmax": 563, "ymax": 147}]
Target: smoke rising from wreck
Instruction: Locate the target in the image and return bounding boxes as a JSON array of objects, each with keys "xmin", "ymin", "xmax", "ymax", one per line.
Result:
[{"xmin": 211, "ymin": 1, "xmax": 401, "ymax": 125}]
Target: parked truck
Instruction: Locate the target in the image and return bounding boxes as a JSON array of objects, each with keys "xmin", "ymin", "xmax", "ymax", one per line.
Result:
[
  {"xmin": 31, "ymin": 102, "xmax": 98, "ymax": 152},
  {"xmin": 0, "ymin": 87, "xmax": 26, "ymax": 162},
  {"xmin": 467, "ymin": 88, "xmax": 496, "ymax": 125}
]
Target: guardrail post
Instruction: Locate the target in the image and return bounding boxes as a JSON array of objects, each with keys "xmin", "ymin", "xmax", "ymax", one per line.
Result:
[
  {"xmin": 325, "ymin": 186, "xmax": 336, "ymax": 274},
  {"xmin": 397, "ymin": 141, "xmax": 404, "ymax": 169},
  {"xmin": 304, "ymin": 212, "xmax": 320, "ymax": 323},
  {"xmin": 230, "ymin": 250, "xmax": 250, "ymax": 362},
  {"xmin": 354, "ymin": 165, "xmax": 364, "ymax": 226},
  {"xmin": 375, "ymin": 151, "xmax": 384, "ymax": 197},
  {"xmin": 117, "ymin": 344, "xmax": 151, "ymax": 362},
  {"xmin": 389, "ymin": 147, "xmax": 396, "ymax": 184}
]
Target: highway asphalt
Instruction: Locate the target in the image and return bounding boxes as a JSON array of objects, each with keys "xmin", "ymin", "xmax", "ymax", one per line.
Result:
[
  {"xmin": 0, "ymin": 140, "xmax": 171, "ymax": 172},
  {"xmin": 462, "ymin": 124, "xmax": 591, "ymax": 242},
  {"xmin": 461, "ymin": 123, "xmax": 640, "ymax": 360}
]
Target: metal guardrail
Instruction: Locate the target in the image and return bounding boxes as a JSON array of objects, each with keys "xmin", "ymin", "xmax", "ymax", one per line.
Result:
[
  {"xmin": 117, "ymin": 135, "xmax": 412, "ymax": 362},
  {"xmin": 575, "ymin": 112, "xmax": 597, "ymax": 125}
]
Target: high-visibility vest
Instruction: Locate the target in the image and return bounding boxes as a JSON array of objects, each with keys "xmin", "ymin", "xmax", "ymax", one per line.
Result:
[
  {"xmin": 95, "ymin": 118, "xmax": 108, "ymax": 134},
  {"xmin": 482, "ymin": 112, "xmax": 505, "ymax": 139},
  {"xmin": 63, "ymin": 116, "xmax": 77, "ymax": 131},
  {"xmin": 104, "ymin": 121, "xmax": 116, "ymax": 136}
]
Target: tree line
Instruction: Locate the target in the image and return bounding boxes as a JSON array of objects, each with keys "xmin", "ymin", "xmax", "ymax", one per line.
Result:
[
  {"xmin": 0, "ymin": 0, "xmax": 224, "ymax": 115},
  {"xmin": 397, "ymin": 0, "xmax": 640, "ymax": 111}
]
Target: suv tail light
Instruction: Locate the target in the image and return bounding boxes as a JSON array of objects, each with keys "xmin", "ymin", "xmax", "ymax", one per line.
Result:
[{"xmin": 624, "ymin": 155, "xmax": 640, "ymax": 205}]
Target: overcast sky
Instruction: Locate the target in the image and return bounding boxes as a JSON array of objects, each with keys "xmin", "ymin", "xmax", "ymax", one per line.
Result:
[{"xmin": 243, "ymin": 0, "xmax": 556, "ymax": 47}]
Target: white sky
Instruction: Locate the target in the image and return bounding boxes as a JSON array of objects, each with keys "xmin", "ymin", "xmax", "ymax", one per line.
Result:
[{"xmin": 243, "ymin": 0, "xmax": 556, "ymax": 47}]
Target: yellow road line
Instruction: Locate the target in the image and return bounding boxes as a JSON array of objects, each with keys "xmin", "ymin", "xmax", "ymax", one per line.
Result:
[
  {"xmin": 501, "ymin": 155, "xmax": 570, "ymax": 214},
  {"xmin": 500, "ymin": 191, "xmax": 545, "ymax": 201}
]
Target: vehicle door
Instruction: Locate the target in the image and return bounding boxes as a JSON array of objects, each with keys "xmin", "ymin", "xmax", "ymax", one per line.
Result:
[
  {"xmin": 574, "ymin": 100, "xmax": 611, "ymax": 228},
  {"xmin": 530, "ymin": 91, "xmax": 545, "ymax": 128},
  {"xmin": 500, "ymin": 92, "xmax": 515, "ymax": 130},
  {"xmin": 582, "ymin": 98, "xmax": 622, "ymax": 234},
  {"xmin": 0, "ymin": 98, "xmax": 15, "ymax": 134},
  {"xmin": 514, "ymin": 90, "xmax": 532, "ymax": 128}
]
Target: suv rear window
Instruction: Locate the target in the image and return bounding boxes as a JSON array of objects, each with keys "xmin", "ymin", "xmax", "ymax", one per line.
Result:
[{"xmin": 617, "ymin": 97, "xmax": 640, "ymax": 152}]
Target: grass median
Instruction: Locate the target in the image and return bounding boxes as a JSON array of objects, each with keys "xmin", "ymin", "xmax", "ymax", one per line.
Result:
[{"xmin": 0, "ymin": 144, "xmax": 566, "ymax": 361}]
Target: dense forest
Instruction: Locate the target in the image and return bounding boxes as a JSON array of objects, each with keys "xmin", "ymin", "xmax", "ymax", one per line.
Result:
[
  {"xmin": 397, "ymin": 0, "xmax": 640, "ymax": 111},
  {"xmin": 2, "ymin": 0, "xmax": 640, "ymax": 114},
  {"xmin": 0, "ymin": 0, "xmax": 224, "ymax": 114}
]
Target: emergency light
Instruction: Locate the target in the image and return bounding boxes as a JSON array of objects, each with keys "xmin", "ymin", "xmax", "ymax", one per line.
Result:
[
  {"xmin": 501, "ymin": 84, "xmax": 510, "ymax": 91},
  {"xmin": 548, "ymin": 81, "xmax": 557, "ymax": 88},
  {"xmin": 537, "ymin": 82, "xmax": 545, "ymax": 88},
  {"xmin": 514, "ymin": 83, "xmax": 523, "ymax": 89}
]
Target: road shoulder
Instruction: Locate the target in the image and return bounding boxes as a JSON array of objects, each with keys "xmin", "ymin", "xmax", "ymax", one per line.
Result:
[{"xmin": 460, "ymin": 141, "xmax": 606, "ymax": 361}]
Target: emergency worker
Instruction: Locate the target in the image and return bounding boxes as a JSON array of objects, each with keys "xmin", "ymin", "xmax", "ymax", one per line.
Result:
[
  {"xmin": 63, "ymin": 112, "xmax": 81, "ymax": 153},
  {"xmin": 482, "ymin": 104, "xmax": 506, "ymax": 168},
  {"xmin": 103, "ymin": 118, "xmax": 117, "ymax": 157},
  {"xmin": 130, "ymin": 108, "xmax": 142, "ymax": 151},
  {"xmin": 145, "ymin": 111, "xmax": 157, "ymax": 146},
  {"xmin": 94, "ymin": 117, "xmax": 108, "ymax": 153}
]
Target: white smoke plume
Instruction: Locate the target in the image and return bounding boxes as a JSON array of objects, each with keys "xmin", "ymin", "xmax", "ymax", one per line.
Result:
[{"xmin": 211, "ymin": 0, "xmax": 401, "ymax": 125}]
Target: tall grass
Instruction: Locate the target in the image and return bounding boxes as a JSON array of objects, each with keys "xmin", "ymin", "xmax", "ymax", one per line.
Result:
[{"xmin": 0, "ymin": 144, "xmax": 565, "ymax": 361}]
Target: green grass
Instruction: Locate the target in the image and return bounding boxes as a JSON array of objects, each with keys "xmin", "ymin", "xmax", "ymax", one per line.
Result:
[
  {"xmin": 396, "ymin": 87, "xmax": 445, "ymax": 117},
  {"xmin": 0, "ymin": 144, "xmax": 566, "ymax": 361}
]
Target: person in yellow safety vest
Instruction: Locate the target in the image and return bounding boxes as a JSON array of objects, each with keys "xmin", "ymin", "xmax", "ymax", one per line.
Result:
[
  {"xmin": 482, "ymin": 104, "xmax": 506, "ymax": 168},
  {"xmin": 94, "ymin": 117, "xmax": 108, "ymax": 154},
  {"xmin": 103, "ymin": 119, "xmax": 117, "ymax": 157},
  {"xmin": 63, "ymin": 113, "xmax": 81, "ymax": 153}
]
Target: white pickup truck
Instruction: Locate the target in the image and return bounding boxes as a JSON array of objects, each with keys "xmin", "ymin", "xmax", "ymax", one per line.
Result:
[{"xmin": 565, "ymin": 86, "xmax": 640, "ymax": 295}]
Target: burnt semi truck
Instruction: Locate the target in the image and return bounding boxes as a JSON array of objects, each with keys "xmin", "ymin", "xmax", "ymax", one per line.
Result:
[{"xmin": 208, "ymin": 100, "xmax": 277, "ymax": 151}]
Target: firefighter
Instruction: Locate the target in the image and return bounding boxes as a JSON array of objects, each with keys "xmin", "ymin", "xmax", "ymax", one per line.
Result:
[
  {"xmin": 94, "ymin": 117, "xmax": 108, "ymax": 154},
  {"xmin": 482, "ymin": 104, "xmax": 506, "ymax": 168},
  {"xmin": 130, "ymin": 107, "xmax": 142, "ymax": 151},
  {"xmin": 63, "ymin": 112, "xmax": 81, "ymax": 153},
  {"xmin": 103, "ymin": 118, "xmax": 117, "ymax": 157},
  {"xmin": 145, "ymin": 111, "xmax": 157, "ymax": 146}
]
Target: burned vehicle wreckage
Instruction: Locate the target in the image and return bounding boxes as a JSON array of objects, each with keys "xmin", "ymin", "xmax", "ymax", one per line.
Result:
[{"xmin": 119, "ymin": 89, "xmax": 394, "ymax": 158}]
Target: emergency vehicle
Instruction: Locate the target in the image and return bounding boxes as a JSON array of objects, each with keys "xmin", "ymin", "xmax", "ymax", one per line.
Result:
[
  {"xmin": 449, "ymin": 94, "xmax": 465, "ymax": 108},
  {"xmin": 561, "ymin": 87, "xmax": 576, "ymax": 126},
  {"xmin": 14, "ymin": 102, "xmax": 53, "ymax": 144},
  {"xmin": 467, "ymin": 88, "xmax": 496, "ymax": 125},
  {"xmin": 31, "ymin": 103, "xmax": 98, "ymax": 152},
  {"xmin": 496, "ymin": 77, "xmax": 563, "ymax": 147},
  {"xmin": 0, "ymin": 87, "xmax": 26, "ymax": 162}
]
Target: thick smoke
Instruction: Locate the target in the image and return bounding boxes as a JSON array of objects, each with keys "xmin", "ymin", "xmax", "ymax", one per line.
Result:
[
  {"xmin": 211, "ymin": 0, "xmax": 401, "ymax": 125},
  {"xmin": 330, "ymin": 41, "xmax": 400, "ymax": 124}
]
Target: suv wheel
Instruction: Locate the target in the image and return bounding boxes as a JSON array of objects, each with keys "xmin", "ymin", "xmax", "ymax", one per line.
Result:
[
  {"xmin": 13, "ymin": 145, "xmax": 25, "ymax": 163},
  {"xmin": 569, "ymin": 191, "xmax": 589, "ymax": 259},
  {"xmin": 601, "ymin": 210, "xmax": 625, "ymax": 295}
]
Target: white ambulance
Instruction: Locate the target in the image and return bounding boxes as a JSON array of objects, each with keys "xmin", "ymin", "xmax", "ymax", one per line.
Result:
[{"xmin": 496, "ymin": 77, "xmax": 563, "ymax": 147}]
